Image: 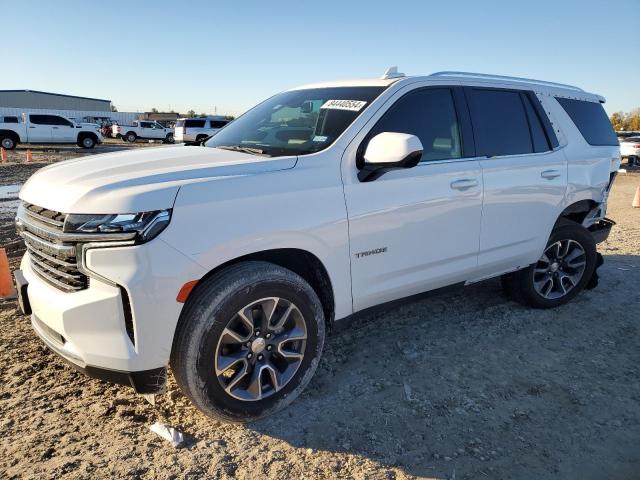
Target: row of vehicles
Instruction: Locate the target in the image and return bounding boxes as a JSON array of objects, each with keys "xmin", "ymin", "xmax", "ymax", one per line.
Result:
[
  {"xmin": 0, "ymin": 114, "xmax": 231, "ymax": 149},
  {"xmin": 110, "ymin": 116, "xmax": 231, "ymax": 143}
]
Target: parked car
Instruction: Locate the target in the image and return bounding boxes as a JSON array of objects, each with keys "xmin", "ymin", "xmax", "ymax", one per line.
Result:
[
  {"xmin": 0, "ymin": 113, "xmax": 103, "ymax": 149},
  {"xmin": 14, "ymin": 70, "xmax": 619, "ymax": 422},
  {"xmin": 174, "ymin": 116, "xmax": 230, "ymax": 143},
  {"xmin": 616, "ymin": 131, "xmax": 640, "ymax": 141},
  {"xmin": 112, "ymin": 121, "xmax": 174, "ymax": 143},
  {"xmin": 619, "ymin": 136, "xmax": 640, "ymax": 165}
]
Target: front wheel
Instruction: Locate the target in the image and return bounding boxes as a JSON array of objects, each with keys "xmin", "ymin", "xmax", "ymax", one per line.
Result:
[
  {"xmin": 171, "ymin": 261, "xmax": 325, "ymax": 422},
  {"xmin": 79, "ymin": 135, "xmax": 96, "ymax": 149},
  {"xmin": 126, "ymin": 132, "xmax": 137, "ymax": 143},
  {"xmin": 502, "ymin": 220, "xmax": 597, "ymax": 308},
  {"xmin": 164, "ymin": 133, "xmax": 175, "ymax": 144}
]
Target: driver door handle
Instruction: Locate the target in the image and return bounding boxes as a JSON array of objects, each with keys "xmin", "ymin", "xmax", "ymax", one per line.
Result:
[
  {"xmin": 541, "ymin": 169, "xmax": 561, "ymax": 180},
  {"xmin": 450, "ymin": 178, "xmax": 479, "ymax": 190}
]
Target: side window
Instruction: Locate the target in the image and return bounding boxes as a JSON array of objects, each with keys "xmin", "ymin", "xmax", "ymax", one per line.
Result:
[
  {"xmin": 3, "ymin": 116, "xmax": 18, "ymax": 123},
  {"xmin": 50, "ymin": 116, "xmax": 73, "ymax": 126},
  {"xmin": 555, "ymin": 97, "xmax": 618, "ymax": 146},
  {"xmin": 211, "ymin": 120, "xmax": 227, "ymax": 129},
  {"xmin": 467, "ymin": 89, "xmax": 532, "ymax": 156},
  {"xmin": 185, "ymin": 119, "xmax": 206, "ymax": 128},
  {"xmin": 29, "ymin": 115, "xmax": 49, "ymax": 125},
  {"xmin": 366, "ymin": 88, "xmax": 462, "ymax": 163},
  {"xmin": 140, "ymin": 121, "xmax": 152, "ymax": 128},
  {"xmin": 522, "ymin": 94, "xmax": 550, "ymax": 153}
]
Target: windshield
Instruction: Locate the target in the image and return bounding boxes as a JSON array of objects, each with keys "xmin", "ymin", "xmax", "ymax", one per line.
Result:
[{"xmin": 205, "ymin": 86, "xmax": 386, "ymax": 156}]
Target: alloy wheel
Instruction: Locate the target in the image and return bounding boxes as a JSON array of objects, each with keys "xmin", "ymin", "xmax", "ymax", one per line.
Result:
[
  {"xmin": 214, "ymin": 297, "xmax": 307, "ymax": 401},
  {"xmin": 533, "ymin": 239, "xmax": 586, "ymax": 299}
]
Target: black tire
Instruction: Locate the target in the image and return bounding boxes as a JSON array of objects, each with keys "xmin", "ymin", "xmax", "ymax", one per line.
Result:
[
  {"xmin": 126, "ymin": 132, "xmax": 137, "ymax": 143},
  {"xmin": 171, "ymin": 261, "xmax": 325, "ymax": 422},
  {"xmin": 195, "ymin": 134, "xmax": 208, "ymax": 143},
  {"xmin": 78, "ymin": 135, "xmax": 96, "ymax": 149},
  {"xmin": 629, "ymin": 156, "xmax": 637, "ymax": 167},
  {"xmin": 502, "ymin": 220, "xmax": 597, "ymax": 308},
  {"xmin": 164, "ymin": 133, "xmax": 175, "ymax": 144},
  {"xmin": 1, "ymin": 135, "xmax": 17, "ymax": 150}
]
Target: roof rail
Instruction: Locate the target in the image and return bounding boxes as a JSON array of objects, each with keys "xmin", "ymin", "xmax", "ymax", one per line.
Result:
[{"xmin": 428, "ymin": 71, "xmax": 584, "ymax": 92}]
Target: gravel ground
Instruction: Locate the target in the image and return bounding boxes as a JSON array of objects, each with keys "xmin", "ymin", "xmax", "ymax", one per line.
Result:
[{"xmin": 0, "ymin": 151, "xmax": 639, "ymax": 479}]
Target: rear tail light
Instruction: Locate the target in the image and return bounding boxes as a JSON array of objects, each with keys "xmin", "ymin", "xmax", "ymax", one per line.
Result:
[{"xmin": 634, "ymin": 144, "xmax": 640, "ymax": 149}]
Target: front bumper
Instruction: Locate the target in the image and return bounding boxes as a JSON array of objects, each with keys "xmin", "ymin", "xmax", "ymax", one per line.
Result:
[{"xmin": 17, "ymin": 238, "xmax": 206, "ymax": 392}]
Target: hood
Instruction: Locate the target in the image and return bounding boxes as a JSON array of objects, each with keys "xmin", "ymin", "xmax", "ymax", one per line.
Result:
[{"xmin": 19, "ymin": 146, "xmax": 297, "ymax": 214}]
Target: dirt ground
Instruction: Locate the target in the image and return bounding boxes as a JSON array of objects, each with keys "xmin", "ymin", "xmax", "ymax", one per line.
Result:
[{"xmin": 0, "ymin": 149, "xmax": 639, "ymax": 479}]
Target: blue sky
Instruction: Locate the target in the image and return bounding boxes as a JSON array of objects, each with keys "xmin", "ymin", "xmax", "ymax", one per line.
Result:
[{"xmin": 3, "ymin": 0, "xmax": 639, "ymax": 116}]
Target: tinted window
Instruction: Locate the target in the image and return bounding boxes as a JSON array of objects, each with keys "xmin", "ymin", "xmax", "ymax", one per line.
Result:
[
  {"xmin": 522, "ymin": 94, "xmax": 550, "ymax": 153},
  {"xmin": 3, "ymin": 116, "xmax": 18, "ymax": 123},
  {"xmin": 140, "ymin": 121, "xmax": 153, "ymax": 128},
  {"xmin": 175, "ymin": 120, "xmax": 184, "ymax": 127},
  {"xmin": 556, "ymin": 98, "xmax": 618, "ymax": 146},
  {"xmin": 367, "ymin": 88, "xmax": 462, "ymax": 162},
  {"xmin": 29, "ymin": 115, "xmax": 50, "ymax": 125},
  {"xmin": 624, "ymin": 137, "xmax": 640, "ymax": 143},
  {"xmin": 210, "ymin": 120, "xmax": 228, "ymax": 129},
  {"xmin": 185, "ymin": 119, "xmax": 206, "ymax": 128},
  {"xmin": 49, "ymin": 115, "xmax": 73, "ymax": 126},
  {"xmin": 467, "ymin": 89, "xmax": 532, "ymax": 156}
]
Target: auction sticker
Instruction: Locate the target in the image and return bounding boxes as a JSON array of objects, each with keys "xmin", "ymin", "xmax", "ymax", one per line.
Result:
[{"xmin": 321, "ymin": 100, "xmax": 367, "ymax": 111}]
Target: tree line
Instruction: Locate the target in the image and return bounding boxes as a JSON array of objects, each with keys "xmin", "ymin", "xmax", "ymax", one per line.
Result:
[{"xmin": 610, "ymin": 108, "xmax": 640, "ymax": 132}]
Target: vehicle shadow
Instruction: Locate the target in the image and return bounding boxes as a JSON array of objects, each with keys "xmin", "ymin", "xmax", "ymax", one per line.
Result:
[{"xmin": 248, "ymin": 254, "xmax": 640, "ymax": 479}]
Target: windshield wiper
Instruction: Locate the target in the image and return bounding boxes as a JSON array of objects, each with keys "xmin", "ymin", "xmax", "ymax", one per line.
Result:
[{"xmin": 216, "ymin": 145, "xmax": 271, "ymax": 156}]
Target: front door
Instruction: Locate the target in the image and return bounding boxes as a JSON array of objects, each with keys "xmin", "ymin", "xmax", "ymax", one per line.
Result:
[
  {"xmin": 343, "ymin": 86, "xmax": 484, "ymax": 312},
  {"xmin": 50, "ymin": 116, "xmax": 76, "ymax": 142}
]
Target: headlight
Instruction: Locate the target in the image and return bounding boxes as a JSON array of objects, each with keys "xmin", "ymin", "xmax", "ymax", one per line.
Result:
[{"xmin": 64, "ymin": 209, "xmax": 171, "ymax": 243}]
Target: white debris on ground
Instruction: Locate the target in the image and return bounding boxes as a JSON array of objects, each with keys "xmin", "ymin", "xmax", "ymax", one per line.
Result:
[{"xmin": 149, "ymin": 422, "xmax": 185, "ymax": 448}]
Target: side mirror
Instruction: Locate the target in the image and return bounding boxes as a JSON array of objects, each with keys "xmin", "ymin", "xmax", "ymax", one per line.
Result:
[
  {"xmin": 358, "ymin": 132, "xmax": 423, "ymax": 182},
  {"xmin": 301, "ymin": 101, "xmax": 313, "ymax": 114}
]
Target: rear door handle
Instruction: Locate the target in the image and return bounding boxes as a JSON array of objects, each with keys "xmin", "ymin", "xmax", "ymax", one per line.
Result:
[
  {"xmin": 541, "ymin": 169, "xmax": 561, "ymax": 180},
  {"xmin": 450, "ymin": 179, "xmax": 479, "ymax": 190},
  {"xmin": 52, "ymin": 127, "xmax": 59, "ymax": 129}
]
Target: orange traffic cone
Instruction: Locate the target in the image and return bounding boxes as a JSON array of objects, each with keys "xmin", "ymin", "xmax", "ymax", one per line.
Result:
[
  {"xmin": 0, "ymin": 147, "xmax": 6, "ymax": 163},
  {"xmin": 633, "ymin": 185, "xmax": 640, "ymax": 208},
  {"xmin": 25, "ymin": 149, "xmax": 32, "ymax": 163},
  {"xmin": 0, "ymin": 248, "xmax": 16, "ymax": 299}
]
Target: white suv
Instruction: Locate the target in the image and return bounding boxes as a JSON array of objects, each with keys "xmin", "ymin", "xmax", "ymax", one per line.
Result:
[
  {"xmin": 174, "ymin": 116, "xmax": 230, "ymax": 143},
  {"xmin": 14, "ymin": 70, "xmax": 619, "ymax": 422}
]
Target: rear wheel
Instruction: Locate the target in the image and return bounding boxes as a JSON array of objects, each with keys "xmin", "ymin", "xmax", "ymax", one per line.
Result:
[
  {"xmin": 126, "ymin": 132, "xmax": 137, "ymax": 143},
  {"xmin": 1, "ymin": 135, "xmax": 16, "ymax": 150},
  {"xmin": 196, "ymin": 134, "xmax": 208, "ymax": 143},
  {"xmin": 502, "ymin": 220, "xmax": 597, "ymax": 308},
  {"xmin": 171, "ymin": 261, "xmax": 325, "ymax": 422}
]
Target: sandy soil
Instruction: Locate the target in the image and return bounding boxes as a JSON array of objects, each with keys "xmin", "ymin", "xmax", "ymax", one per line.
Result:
[{"xmin": 0, "ymin": 151, "xmax": 639, "ymax": 479}]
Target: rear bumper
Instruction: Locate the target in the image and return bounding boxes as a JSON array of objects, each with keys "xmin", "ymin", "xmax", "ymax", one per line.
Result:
[{"xmin": 589, "ymin": 217, "xmax": 615, "ymax": 244}]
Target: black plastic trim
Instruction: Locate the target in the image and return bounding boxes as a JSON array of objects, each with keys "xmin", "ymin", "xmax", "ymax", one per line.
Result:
[
  {"xmin": 13, "ymin": 270, "xmax": 31, "ymax": 315},
  {"xmin": 589, "ymin": 218, "xmax": 615, "ymax": 244}
]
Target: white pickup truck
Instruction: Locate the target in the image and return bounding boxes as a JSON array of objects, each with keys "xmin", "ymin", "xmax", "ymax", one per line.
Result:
[
  {"xmin": 112, "ymin": 121, "xmax": 174, "ymax": 144},
  {"xmin": 0, "ymin": 113, "xmax": 103, "ymax": 149}
]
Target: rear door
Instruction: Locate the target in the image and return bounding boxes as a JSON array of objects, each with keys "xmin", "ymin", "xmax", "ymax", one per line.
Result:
[
  {"xmin": 344, "ymin": 86, "xmax": 484, "ymax": 311},
  {"xmin": 464, "ymin": 87, "xmax": 566, "ymax": 279},
  {"xmin": 27, "ymin": 115, "xmax": 53, "ymax": 142}
]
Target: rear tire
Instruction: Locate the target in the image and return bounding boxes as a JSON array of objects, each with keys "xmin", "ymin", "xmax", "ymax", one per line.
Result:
[
  {"xmin": 1, "ymin": 135, "xmax": 17, "ymax": 150},
  {"xmin": 171, "ymin": 261, "xmax": 325, "ymax": 422},
  {"xmin": 502, "ymin": 220, "xmax": 597, "ymax": 308}
]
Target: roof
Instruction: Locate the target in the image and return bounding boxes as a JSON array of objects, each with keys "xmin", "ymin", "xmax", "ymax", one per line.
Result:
[
  {"xmin": 0, "ymin": 89, "xmax": 111, "ymax": 103},
  {"xmin": 288, "ymin": 71, "xmax": 604, "ymax": 103}
]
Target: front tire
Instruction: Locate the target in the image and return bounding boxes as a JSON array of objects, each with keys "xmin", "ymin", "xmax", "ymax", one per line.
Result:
[
  {"xmin": 126, "ymin": 132, "xmax": 137, "ymax": 143},
  {"xmin": 78, "ymin": 135, "xmax": 96, "ymax": 149},
  {"xmin": 171, "ymin": 261, "xmax": 325, "ymax": 422},
  {"xmin": 164, "ymin": 133, "xmax": 175, "ymax": 144},
  {"xmin": 502, "ymin": 220, "xmax": 597, "ymax": 308}
]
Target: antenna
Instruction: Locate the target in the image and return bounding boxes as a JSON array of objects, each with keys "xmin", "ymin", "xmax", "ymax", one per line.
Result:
[{"xmin": 381, "ymin": 66, "xmax": 405, "ymax": 79}]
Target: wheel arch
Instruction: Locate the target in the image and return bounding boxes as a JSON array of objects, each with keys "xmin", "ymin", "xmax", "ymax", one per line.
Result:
[
  {"xmin": 184, "ymin": 248, "xmax": 335, "ymax": 329},
  {"xmin": 556, "ymin": 199, "xmax": 598, "ymax": 226},
  {"xmin": 77, "ymin": 131, "xmax": 98, "ymax": 142},
  {"xmin": 0, "ymin": 129, "xmax": 21, "ymax": 143}
]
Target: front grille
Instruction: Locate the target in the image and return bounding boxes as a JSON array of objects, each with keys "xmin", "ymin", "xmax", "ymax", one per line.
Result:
[{"xmin": 18, "ymin": 203, "xmax": 89, "ymax": 293}]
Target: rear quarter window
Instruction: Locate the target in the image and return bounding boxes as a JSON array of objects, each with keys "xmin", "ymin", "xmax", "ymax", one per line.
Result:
[
  {"xmin": 555, "ymin": 97, "xmax": 618, "ymax": 146},
  {"xmin": 185, "ymin": 119, "xmax": 206, "ymax": 128}
]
